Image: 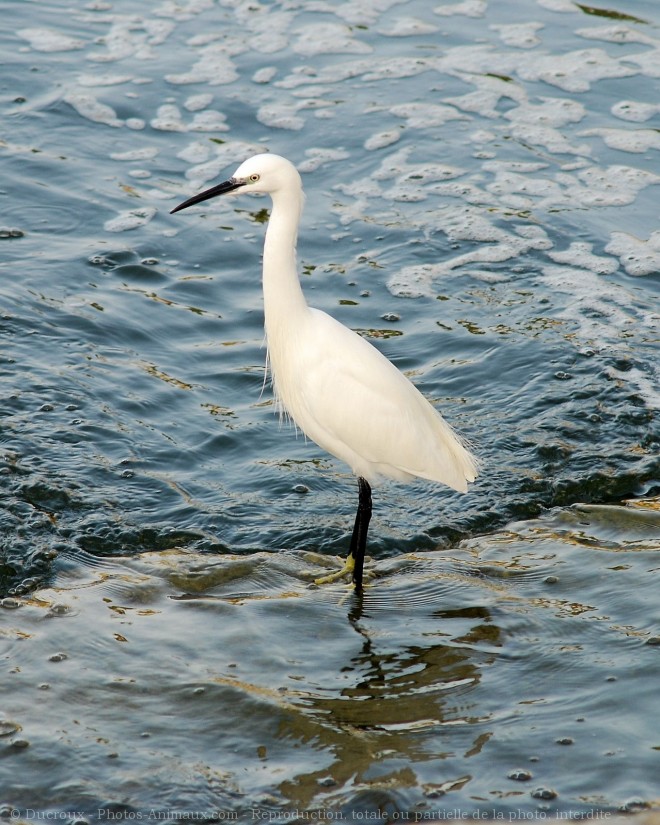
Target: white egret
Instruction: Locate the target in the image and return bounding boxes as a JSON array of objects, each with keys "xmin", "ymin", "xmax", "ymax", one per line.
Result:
[{"xmin": 171, "ymin": 154, "xmax": 478, "ymax": 590}]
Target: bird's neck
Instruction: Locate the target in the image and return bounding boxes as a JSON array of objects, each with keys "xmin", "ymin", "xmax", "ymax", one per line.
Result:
[{"xmin": 262, "ymin": 187, "xmax": 309, "ymax": 331}]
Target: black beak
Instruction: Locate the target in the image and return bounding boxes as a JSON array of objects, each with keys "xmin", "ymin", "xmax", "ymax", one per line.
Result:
[{"xmin": 170, "ymin": 177, "xmax": 243, "ymax": 214}]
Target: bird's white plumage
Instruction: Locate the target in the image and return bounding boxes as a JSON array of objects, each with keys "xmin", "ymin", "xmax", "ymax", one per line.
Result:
[{"xmin": 224, "ymin": 153, "xmax": 478, "ymax": 493}]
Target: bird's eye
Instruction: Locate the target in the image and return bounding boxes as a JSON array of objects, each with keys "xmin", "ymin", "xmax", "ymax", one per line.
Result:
[{"xmin": 249, "ymin": 174, "xmax": 260, "ymax": 183}]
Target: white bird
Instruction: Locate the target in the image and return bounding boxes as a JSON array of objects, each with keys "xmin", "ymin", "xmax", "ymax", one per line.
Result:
[{"xmin": 171, "ymin": 153, "xmax": 478, "ymax": 590}]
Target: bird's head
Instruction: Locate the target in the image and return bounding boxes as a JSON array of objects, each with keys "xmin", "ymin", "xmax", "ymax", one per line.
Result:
[{"xmin": 170, "ymin": 153, "xmax": 301, "ymax": 214}]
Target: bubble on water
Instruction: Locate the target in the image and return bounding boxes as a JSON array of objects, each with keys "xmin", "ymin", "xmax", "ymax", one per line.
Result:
[
  {"xmin": 531, "ymin": 787, "xmax": 558, "ymax": 800},
  {"xmin": 48, "ymin": 603, "xmax": 72, "ymax": 617},
  {"xmin": 619, "ymin": 799, "xmax": 651, "ymax": 813},
  {"xmin": 508, "ymin": 768, "xmax": 533, "ymax": 781},
  {"xmin": 49, "ymin": 652, "xmax": 68, "ymax": 663},
  {"xmin": 0, "ymin": 228, "xmax": 24, "ymax": 239},
  {"xmin": 1, "ymin": 598, "xmax": 21, "ymax": 610},
  {"xmin": 0, "ymin": 721, "xmax": 21, "ymax": 737},
  {"xmin": 556, "ymin": 737, "xmax": 574, "ymax": 745}
]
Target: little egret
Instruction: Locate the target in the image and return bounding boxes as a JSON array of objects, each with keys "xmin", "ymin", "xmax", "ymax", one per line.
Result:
[{"xmin": 171, "ymin": 154, "xmax": 478, "ymax": 590}]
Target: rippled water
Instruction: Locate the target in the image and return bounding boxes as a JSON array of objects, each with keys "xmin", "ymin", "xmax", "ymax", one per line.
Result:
[{"xmin": 1, "ymin": 0, "xmax": 659, "ymax": 819}]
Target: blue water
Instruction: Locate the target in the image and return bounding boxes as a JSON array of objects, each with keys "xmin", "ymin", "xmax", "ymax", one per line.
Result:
[{"xmin": 1, "ymin": 0, "xmax": 659, "ymax": 820}]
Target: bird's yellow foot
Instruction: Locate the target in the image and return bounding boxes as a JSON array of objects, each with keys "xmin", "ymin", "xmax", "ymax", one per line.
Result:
[{"xmin": 314, "ymin": 554, "xmax": 355, "ymax": 585}]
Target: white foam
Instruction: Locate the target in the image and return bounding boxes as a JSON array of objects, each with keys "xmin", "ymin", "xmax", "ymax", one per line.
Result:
[
  {"xmin": 491, "ymin": 22, "xmax": 544, "ymax": 49},
  {"xmin": 18, "ymin": 27, "xmax": 85, "ymax": 52},
  {"xmin": 364, "ymin": 129, "xmax": 402, "ymax": 151},
  {"xmin": 87, "ymin": 18, "xmax": 174, "ymax": 63},
  {"xmin": 189, "ymin": 110, "xmax": 229, "ymax": 132},
  {"xmin": 165, "ymin": 45, "xmax": 239, "ymax": 85},
  {"xmin": 605, "ymin": 231, "xmax": 660, "ymax": 277},
  {"xmin": 446, "ymin": 75, "xmax": 527, "ymax": 119},
  {"xmin": 548, "ymin": 242, "xmax": 619, "ymax": 275},
  {"xmin": 505, "ymin": 96, "xmax": 586, "ymax": 128},
  {"xmin": 293, "ymin": 23, "xmax": 372, "ymax": 57},
  {"xmin": 177, "ymin": 141, "xmax": 212, "ymax": 164},
  {"xmin": 386, "ymin": 209, "xmax": 551, "ymax": 297},
  {"xmin": 377, "ymin": 17, "xmax": 439, "ymax": 37},
  {"xmin": 570, "ymin": 165, "xmax": 660, "ymax": 208},
  {"xmin": 579, "ymin": 127, "xmax": 660, "ymax": 153},
  {"xmin": 298, "ymin": 148, "xmax": 351, "ymax": 173},
  {"xmin": 110, "ymin": 147, "xmax": 160, "ymax": 161},
  {"xmin": 183, "ymin": 93, "xmax": 214, "ymax": 112},
  {"xmin": 331, "ymin": 0, "xmax": 407, "ymax": 26},
  {"xmin": 575, "ymin": 23, "xmax": 657, "ymax": 46},
  {"xmin": 389, "ymin": 102, "xmax": 467, "ymax": 129},
  {"xmin": 150, "ymin": 103, "xmax": 187, "ymax": 132},
  {"xmin": 516, "ymin": 48, "xmax": 637, "ymax": 92},
  {"xmin": 77, "ymin": 74, "xmax": 133, "ymax": 87},
  {"xmin": 256, "ymin": 103, "xmax": 305, "ymax": 131},
  {"xmin": 536, "ymin": 0, "xmax": 578, "ymax": 11},
  {"xmin": 252, "ymin": 67, "xmax": 277, "ymax": 84},
  {"xmin": 508, "ymin": 122, "xmax": 591, "ymax": 156},
  {"xmin": 63, "ymin": 91, "xmax": 123, "ymax": 127},
  {"xmin": 541, "ymin": 263, "xmax": 660, "ymax": 407},
  {"xmin": 433, "ymin": 0, "xmax": 487, "ymax": 17},
  {"xmin": 625, "ymin": 48, "xmax": 660, "ymax": 78},
  {"xmin": 104, "ymin": 207, "xmax": 157, "ymax": 233},
  {"xmin": 611, "ymin": 100, "xmax": 660, "ymax": 123}
]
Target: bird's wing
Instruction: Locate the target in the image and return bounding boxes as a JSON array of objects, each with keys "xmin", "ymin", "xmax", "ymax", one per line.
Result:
[{"xmin": 288, "ymin": 309, "xmax": 476, "ymax": 490}]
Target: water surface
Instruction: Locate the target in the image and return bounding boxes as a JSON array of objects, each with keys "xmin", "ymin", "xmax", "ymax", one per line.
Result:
[{"xmin": 1, "ymin": 0, "xmax": 659, "ymax": 819}]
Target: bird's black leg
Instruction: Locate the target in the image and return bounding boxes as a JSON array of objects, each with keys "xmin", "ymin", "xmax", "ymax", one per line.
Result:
[{"xmin": 350, "ymin": 477, "xmax": 372, "ymax": 591}]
